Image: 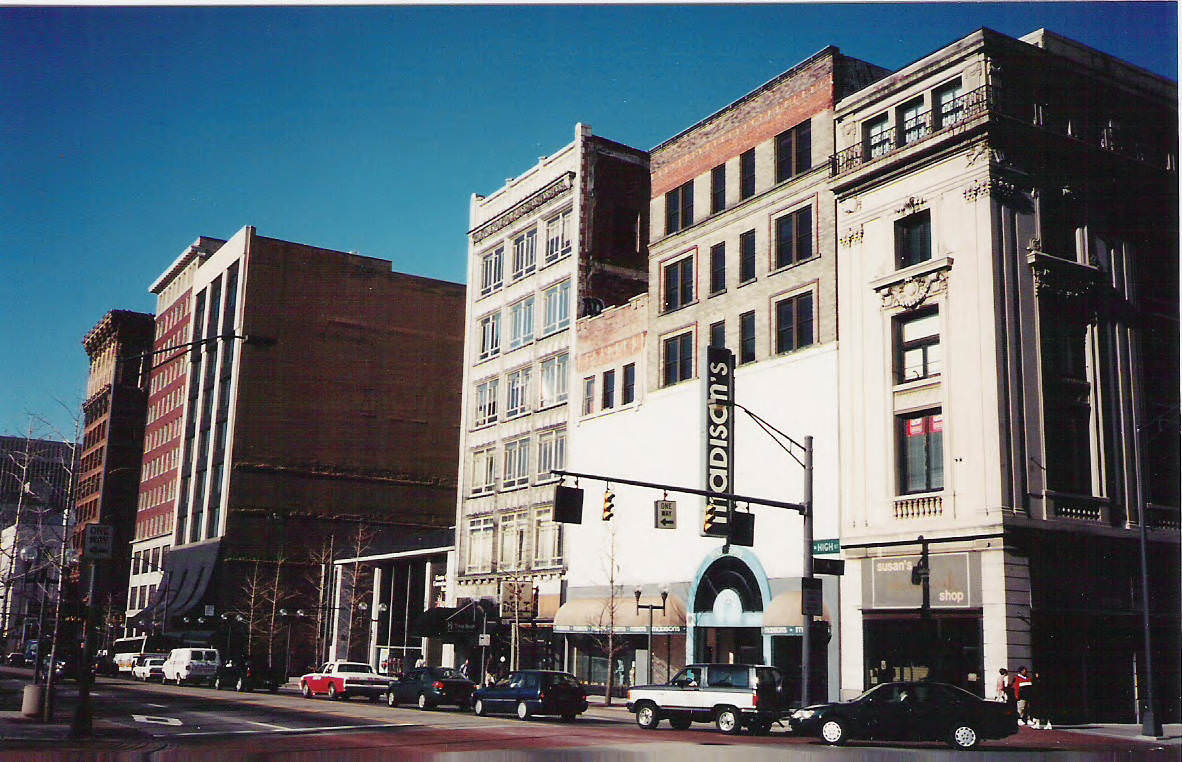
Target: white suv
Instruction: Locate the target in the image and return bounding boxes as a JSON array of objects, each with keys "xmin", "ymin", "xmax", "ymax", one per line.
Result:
[
  {"xmin": 162, "ymin": 648, "xmax": 220, "ymax": 686},
  {"xmin": 626, "ymin": 663, "xmax": 789, "ymax": 735}
]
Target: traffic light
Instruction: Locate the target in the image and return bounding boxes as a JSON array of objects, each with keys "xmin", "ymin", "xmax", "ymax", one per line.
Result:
[
  {"xmin": 602, "ymin": 489, "xmax": 615, "ymax": 521},
  {"xmin": 703, "ymin": 501, "xmax": 718, "ymax": 533}
]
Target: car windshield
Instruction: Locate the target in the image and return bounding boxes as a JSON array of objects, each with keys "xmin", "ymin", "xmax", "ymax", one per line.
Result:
[
  {"xmin": 547, "ymin": 673, "xmax": 580, "ymax": 687},
  {"xmin": 148, "ymin": 659, "xmax": 164, "ymax": 666},
  {"xmin": 431, "ymin": 667, "xmax": 463, "ymax": 679},
  {"xmin": 854, "ymin": 683, "xmax": 896, "ymax": 702},
  {"xmin": 337, "ymin": 663, "xmax": 375, "ymax": 674}
]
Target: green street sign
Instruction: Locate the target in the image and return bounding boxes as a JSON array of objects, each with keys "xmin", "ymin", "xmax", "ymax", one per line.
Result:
[{"xmin": 812, "ymin": 538, "xmax": 840, "ymax": 555}]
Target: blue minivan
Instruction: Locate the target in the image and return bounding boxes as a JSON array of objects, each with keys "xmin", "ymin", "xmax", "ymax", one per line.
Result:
[{"xmin": 472, "ymin": 670, "xmax": 589, "ymax": 720}]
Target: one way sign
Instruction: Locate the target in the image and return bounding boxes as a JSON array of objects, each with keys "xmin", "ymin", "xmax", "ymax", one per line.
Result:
[{"xmin": 654, "ymin": 500, "xmax": 677, "ymax": 529}]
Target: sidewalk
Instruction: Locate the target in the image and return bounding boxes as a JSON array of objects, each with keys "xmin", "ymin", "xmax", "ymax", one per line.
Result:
[{"xmin": 1046, "ymin": 722, "xmax": 1182, "ymax": 746}]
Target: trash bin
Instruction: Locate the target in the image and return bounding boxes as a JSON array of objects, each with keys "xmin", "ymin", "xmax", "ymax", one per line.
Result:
[{"xmin": 22, "ymin": 684, "xmax": 43, "ymax": 718}]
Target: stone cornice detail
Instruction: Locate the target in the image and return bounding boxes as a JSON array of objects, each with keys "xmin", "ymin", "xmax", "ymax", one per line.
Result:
[
  {"xmin": 963, "ymin": 176, "xmax": 1019, "ymax": 202},
  {"xmin": 470, "ymin": 172, "xmax": 576, "ymax": 245},
  {"xmin": 873, "ymin": 256, "xmax": 954, "ymax": 310},
  {"xmin": 839, "ymin": 225, "xmax": 864, "ymax": 248}
]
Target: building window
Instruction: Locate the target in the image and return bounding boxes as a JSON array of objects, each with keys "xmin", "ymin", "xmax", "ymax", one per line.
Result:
[
  {"xmin": 474, "ymin": 378, "xmax": 499, "ymax": 426},
  {"xmin": 506, "ymin": 367, "xmax": 531, "ymax": 418},
  {"xmin": 582, "ymin": 377, "xmax": 595, "ymax": 415},
  {"xmin": 709, "ymin": 320, "xmax": 726, "ymax": 349},
  {"xmin": 480, "ymin": 247, "xmax": 504, "ymax": 296},
  {"xmin": 503, "ymin": 437, "xmax": 530, "ymax": 489},
  {"xmin": 739, "ymin": 311, "xmax": 756, "ymax": 364},
  {"xmin": 601, "ymin": 369, "xmax": 615, "ymax": 410},
  {"xmin": 739, "ymin": 148, "xmax": 755, "ymax": 199},
  {"xmin": 537, "ymin": 427, "xmax": 566, "ymax": 478},
  {"xmin": 622, "ymin": 363, "xmax": 636, "ymax": 404},
  {"xmin": 533, "ymin": 508, "xmax": 562, "ymax": 568},
  {"xmin": 933, "ymin": 79, "xmax": 964, "ymax": 129},
  {"xmin": 895, "ymin": 210, "xmax": 932, "ymax": 269},
  {"xmin": 665, "ymin": 180, "xmax": 694, "ymax": 235},
  {"xmin": 775, "ymin": 291, "xmax": 815, "ymax": 354},
  {"xmin": 739, "ymin": 230, "xmax": 756, "ymax": 283},
  {"xmin": 498, "ymin": 512, "xmax": 526, "ymax": 571},
  {"xmin": 508, "ymin": 297, "xmax": 535, "ymax": 350},
  {"xmin": 466, "ymin": 517, "xmax": 494, "ymax": 574},
  {"xmin": 539, "ymin": 353, "xmax": 569, "ymax": 407},
  {"xmin": 663, "ymin": 255, "xmax": 694, "ymax": 313},
  {"xmin": 865, "ymin": 114, "xmax": 892, "ymax": 158},
  {"xmin": 545, "ymin": 210, "xmax": 572, "ymax": 264},
  {"xmin": 542, "ymin": 279, "xmax": 571, "ymax": 334},
  {"xmin": 662, "ymin": 331, "xmax": 694, "ymax": 387},
  {"xmin": 709, "ymin": 243, "xmax": 726, "ymax": 294},
  {"xmin": 711, "ymin": 164, "xmax": 726, "ymax": 214},
  {"xmin": 899, "ymin": 97, "xmax": 927, "ymax": 145},
  {"xmin": 775, "ymin": 120, "xmax": 811, "ymax": 182},
  {"xmin": 512, "ymin": 229, "xmax": 537, "ymax": 279},
  {"xmin": 471, "ymin": 448, "xmax": 496, "ymax": 495},
  {"xmin": 478, "ymin": 312, "xmax": 501, "ymax": 360},
  {"xmin": 898, "ymin": 410, "xmax": 944, "ymax": 494},
  {"xmin": 774, "ymin": 206, "xmax": 813, "ymax": 269},
  {"xmin": 895, "ymin": 309, "xmax": 941, "ymax": 383}
]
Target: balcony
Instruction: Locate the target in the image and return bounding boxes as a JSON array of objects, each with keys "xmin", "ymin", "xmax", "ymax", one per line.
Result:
[
  {"xmin": 894, "ymin": 493, "xmax": 943, "ymax": 520},
  {"xmin": 831, "ymin": 85, "xmax": 995, "ymax": 176},
  {"xmin": 1036, "ymin": 491, "xmax": 1111, "ymax": 524}
]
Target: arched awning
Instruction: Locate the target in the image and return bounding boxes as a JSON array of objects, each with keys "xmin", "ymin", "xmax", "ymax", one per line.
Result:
[
  {"xmin": 553, "ymin": 595, "xmax": 687, "ymax": 634},
  {"xmin": 761, "ymin": 590, "xmax": 832, "ymax": 636}
]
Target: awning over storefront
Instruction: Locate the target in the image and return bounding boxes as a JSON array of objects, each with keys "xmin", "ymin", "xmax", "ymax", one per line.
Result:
[
  {"xmin": 127, "ymin": 539, "xmax": 221, "ymax": 629},
  {"xmin": 553, "ymin": 595, "xmax": 687, "ymax": 634},
  {"xmin": 411, "ymin": 599, "xmax": 499, "ymax": 641},
  {"xmin": 761, "ymin": 590, "xmax": 832, "ymax": 636}
]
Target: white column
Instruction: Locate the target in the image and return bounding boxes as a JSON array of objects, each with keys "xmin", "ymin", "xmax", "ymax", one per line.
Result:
[{"xmin": 368, "ymin": 566, "xmax": 383, "ymax": 669}]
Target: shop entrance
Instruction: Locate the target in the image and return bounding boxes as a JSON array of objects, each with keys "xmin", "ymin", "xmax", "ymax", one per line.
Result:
[
  {"xmin": 694, "ymin": 626, "xmax": 762, "ymax": 664},
  {"xmin": 863, "ymin": 612, "xmax": 984, "ymax": 696}
]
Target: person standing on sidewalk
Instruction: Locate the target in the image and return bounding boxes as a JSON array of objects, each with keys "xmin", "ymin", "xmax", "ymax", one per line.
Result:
[
  {"xmin": 1013, "ymin": 667, "xmax": 1032, "ymax": 725},
  {"xmin": 995, "ymin": 668, "xmax": 1010, "ymax": 702}
]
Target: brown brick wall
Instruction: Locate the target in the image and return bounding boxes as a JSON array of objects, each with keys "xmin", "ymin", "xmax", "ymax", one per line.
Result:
[{"xmin": 652, "ymin": 55, "xmax": 837, "ymax": 197}]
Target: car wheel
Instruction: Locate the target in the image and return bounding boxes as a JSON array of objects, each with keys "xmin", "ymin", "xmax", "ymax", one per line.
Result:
[
  {"xmin": 328, "ymin": 684, "xmax": 339, "ymax": 700},
  {"xmin": 387, "ymin": 691, "xmax": 398, "ymax": 708},
  {"xmin": 948, "ymin": 722, "xmax": 979, "ymax": 750},
  {"xmin": 417, "ymin": 693, "xmax": 431, "ymax": 710},
  {"xmin": 715, "ymin": 706, "xmax": 741, "ymax": 735},
  {"xmin": 301, "ymin": 681, "xmax": 312, "ymax": 698},
  {"xmin": 820, "ymin": 718, "xmax": 847, "ymax": 745},
  {"xmin": 473, "ymin": 698, "xmax": 486, "ymax": 717},
  {"xmin": 669, "ymin": 716, "xmax": 692, "ymax": 731},
  {"xmin": 635, "ymin": 701, "xmax": 660, "ymax": 730},
  {"xmin": 516, "ymin": 701, "xmax": 531, "ymax": 720}
]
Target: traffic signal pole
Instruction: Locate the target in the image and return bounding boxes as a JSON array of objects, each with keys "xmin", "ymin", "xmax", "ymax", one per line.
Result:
[{"xmin": 801, "ymin": 435, "xmax": 813, "ymax": 709}]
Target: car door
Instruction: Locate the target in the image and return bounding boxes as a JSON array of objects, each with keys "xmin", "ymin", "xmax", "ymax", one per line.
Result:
[
  {"xmin": 859, "ymin": 683, "xmax": 910, "ymax": 740},
  {"xmin": 485, "ymin": 673, "xmax": 519, "ymax": 712},
  {"xmin": 907, "ymin": 683, "xmax": 956, "ymax": 741},
  {"xmin": 668, "ymin": 667, "xmax": 704, "ymax": 711},
  {"xmin": 398, "ymin": 669, "xmax": 422, "ymax": 702}
]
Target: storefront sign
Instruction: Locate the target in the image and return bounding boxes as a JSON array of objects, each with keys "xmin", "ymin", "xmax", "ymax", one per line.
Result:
[
  {"xmin": 871, "ymin": 552, "xmax": 972, "ymax": 609},
  {"xmin": 703, "ymin": 346, "xmax": 735, "ymax": 538}
]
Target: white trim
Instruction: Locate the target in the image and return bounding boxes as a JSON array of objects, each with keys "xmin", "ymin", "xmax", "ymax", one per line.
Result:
[{"xmin": 334, "ymin": 546, "xmax": 452, "ymax": 566}]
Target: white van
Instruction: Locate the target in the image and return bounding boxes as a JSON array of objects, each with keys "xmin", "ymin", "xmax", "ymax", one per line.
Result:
[{"xmin": 162, "ymin": 647, "xmax": 220, "ymax": 686}]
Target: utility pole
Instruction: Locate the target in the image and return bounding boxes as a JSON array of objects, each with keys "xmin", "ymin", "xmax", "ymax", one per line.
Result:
[
  {"xmin": 801, "ymin": 435, "xmax": 814, "ymax": 708},
  {"xmin": 70, "ymin": 559, "xmax": 97, "ymax": 737}
]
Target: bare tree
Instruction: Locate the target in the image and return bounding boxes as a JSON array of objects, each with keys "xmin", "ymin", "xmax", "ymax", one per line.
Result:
[
  {"xmin": 578, "ymin": 522, "xmax": 629, "ymax": 706},
  {"xmin": 300, "ymin": 534, "xmax": 337, "ymax": 666}
]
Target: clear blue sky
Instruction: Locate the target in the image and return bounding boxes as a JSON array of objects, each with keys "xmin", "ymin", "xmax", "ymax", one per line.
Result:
[{"xmin": 1, "ymin": 3, "xmax": 1176, "ymax": 438}]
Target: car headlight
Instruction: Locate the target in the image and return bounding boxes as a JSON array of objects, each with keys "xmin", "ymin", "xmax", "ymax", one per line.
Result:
[{"xmin": 791, "ymin": 709, "xmax": 816, "ymax": 720}]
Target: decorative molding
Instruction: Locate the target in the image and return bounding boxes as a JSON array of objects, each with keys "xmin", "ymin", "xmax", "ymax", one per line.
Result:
[
  {"xmin": 1027, "ymin": 254, "xmax": 1102, "ymax": 303},
  {"xmin": 965, "ymin": 142, "xmax": 990, "ymax": 165},
  {"xmin": 840, "ymin": 197, "xmax": 862, "ymax": 214},
  {"xmin": 879, "ymin": 269, "xmax": 949, "ymax": 310},
  {"xmin": 894, "ymin": 196, "xmax": 926, "ymax": 215},
  {"xmin": 963, "ymin": 177, "xmax": 1018, "ymax": 202},
  {"xmin": 470, "ymin": 172, "xmax": 575, "ymax": 244},
  {"xmin": 839, "ymin": 225, "xmax": 864, "ymax": 248}
]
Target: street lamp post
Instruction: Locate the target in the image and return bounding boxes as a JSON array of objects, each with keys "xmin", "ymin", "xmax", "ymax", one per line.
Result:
[
  {"xmin": 356, "ymin": 601, "xmax": 388, "ymax": 669},
  {"xmin": 634, "ymin": 588, "xmax": 668, "ymax": 685}
]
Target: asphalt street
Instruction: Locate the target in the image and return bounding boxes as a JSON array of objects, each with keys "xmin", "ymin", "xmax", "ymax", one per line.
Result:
[{"xmin": 1, "ymin": 673, "xmax": 1178, "ymax": 760}]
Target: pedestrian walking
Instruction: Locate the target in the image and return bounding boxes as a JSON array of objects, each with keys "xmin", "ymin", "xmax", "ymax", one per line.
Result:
[
  {"xmin": 1029, "ymin": 671, "xmax": 1049, "ymax": 729},
  {"xmin": 459, "ymin": 658, "xmax": 471, "ymax": 681},
  {"xmin": 995, "ymin": 668, "xmax": 1009, "ymax": 702},
  {"xmin": 1013, "ymin": 666, "xmax": 1032, "ymax": 725}
]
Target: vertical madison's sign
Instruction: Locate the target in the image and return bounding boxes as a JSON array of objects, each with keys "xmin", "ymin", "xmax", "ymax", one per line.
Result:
[{"xmin": 704, "ymin": 346, "xmax": 735, "ymax": 537}]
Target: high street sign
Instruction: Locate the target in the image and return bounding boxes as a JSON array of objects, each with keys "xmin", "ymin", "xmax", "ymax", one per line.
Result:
[{"xmin": 812, "ymin": 538, "xmax": 840, "ymax": 555}]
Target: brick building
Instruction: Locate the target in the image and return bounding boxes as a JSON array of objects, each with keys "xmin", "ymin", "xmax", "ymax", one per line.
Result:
[{"xmin": 128, "ymin": 227, "xmax": 465, "ymax": 672}]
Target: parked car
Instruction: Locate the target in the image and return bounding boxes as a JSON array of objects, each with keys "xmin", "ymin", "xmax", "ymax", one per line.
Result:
[
  {"xmin": 5, "ymin": 652, "xmax": 28, "ymax": 667},
  {"xmin": 132, "ymin": 657, "xmax": 166, "ymax": 682},
  {"xmin": 788, "ymin": 681, "xmax": 1019, "ymax": 750},
  {"xmin": 627, "ymin": 663, "xmax": 789, "ymax": 735},
  {"xmin": 213, "ymin": 659, "xmax": 284, "ymax": 693},
  {"xmin": 162, "ymin": 647, "xmax": 220, "ymax": 686},
  {"xmin": 300, "ymin": 661, "xmax": 390, "ymax": 701},
  {"xmin": 387, "ymin": 666, "xmax": 474, "ymax": 710},
  {"xmin": 472, "ymin": 670, "xmax": 588, "ymax": 720}
]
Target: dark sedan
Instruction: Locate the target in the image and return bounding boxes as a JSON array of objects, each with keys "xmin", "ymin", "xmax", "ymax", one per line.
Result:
[
  {"xmin": 213, "ymin": 659, "xmax": 284, "ymax": 693},
  {"xmin": 789, "ymin": 681, "xmax": 1018, "ymax": 750},
  {"xmin": 387, "ymin": 666, "xmax": 474, "ymax": 709},
  {"xmin": 472, "ymin": 670, "xmax": 588, "ymax": 721}
]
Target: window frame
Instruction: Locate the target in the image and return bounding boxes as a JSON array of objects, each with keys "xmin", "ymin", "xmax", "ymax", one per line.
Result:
[
  {"xmin": 709, "ymin": 320, "xmax": 725, "ymax": 350},
  {"xmin": 512, "ymin": 229, "xmax": 537, "ymax": 280},
  {"xmin": 478, "ymin": 311, "xmax": 501, "ymax": 360},
  {"xmin": 581, "ymin": 376, "xmax": 595, "ymax": 416},
  {"xmin": 474, "ymin": 377, "xmax": 499, "ymax": 427},
  {"xmin": 532, "ymin": 507, "xmax": 562, "ymax": 568},
  {"xmin": 507, "ymin": 296, "xmax": 535, "ymax": 350},
  {"xmin": 601, "ymin": 368, "xmax": 616, "ymax": 410},
  {"xmin": 739, "ymin": 230, "xmax": 756, "ymax": 284},
  {"xmin": 774, "ymin": 289, "xmax": 816, "ymax": 355},
  {"xmin": 471, "ymin": 447, "xmax": 497, "ymax": 495},
  {"xmin": 662, "ymin": 254, "xmax": 695, "ymax": 313},
  {"xmin": 865, "ymin": 113, "xmax": 892, "ymax": 158},
  {"xmin": 539, "ymin": 352, "xmax": 569, "ymax": 408},
  {"xmin": 662, "ymin": 330, "xmax": 695, "ymax": 387},
  {"xmin": 739, "ymin": 148, "xmax": 755, "ymax": 199},
  {"xmin": 480, "ymin": 247, "xmax": 504, "ymax": 296},
  {"xmin": 895, "ymin": 308, "xmax": 942, "ymax": 384},
  {"xmin": 895, "ymin": 209, "xmax": 933, "ymax": 270},
  {"xmin": 898, "ymin": 96, "xmax": 928, "ymax": 146},
  {"xmin": 505, "ymin": 366, "xmax": 532, "ymax": 419},
  {"xmin": 933, "ymin": 78, "xmax": 964, "ymax": 130},
  {"xmin": 773, "ymin": 205, "xmax": 814, "ymax": 270},
  {"xmin": 545, "ymin": 209, "xmax": 572, "ymax": 265},
  {"xmin": 665, "ymin": 181, "xmax": 694, "ymax": 235},
  {"xmin": 739, "ymin": 311, "xmax": 756, "ymax": 365},
  {"xmin": 709, "ymin": 242, "xmax": 726, "ymax": 295},
  {"xmin": 542, "ymin": 279, "xmax": 571, "ymax": 335},
  {"xmin": 621, "ymin": 362, "xmax": 636, "ymax": 405},
  {"xmin": 537, "ymin": 426, "xmax": 566, "ymax": 480},
  {"xmin": 775, "ymin": 120, "xmax": 811, "ymax": 183},
  {"xmin": 897, "ymin": 409, "xmax": 945, "ymax": 495},
  {"xmin": 710, "ymin": 164, "xmax": 726, "ymax": 214},
  {"xmin": 502, "ymin": 436, "xmax": 531, "ymax": 489}
]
